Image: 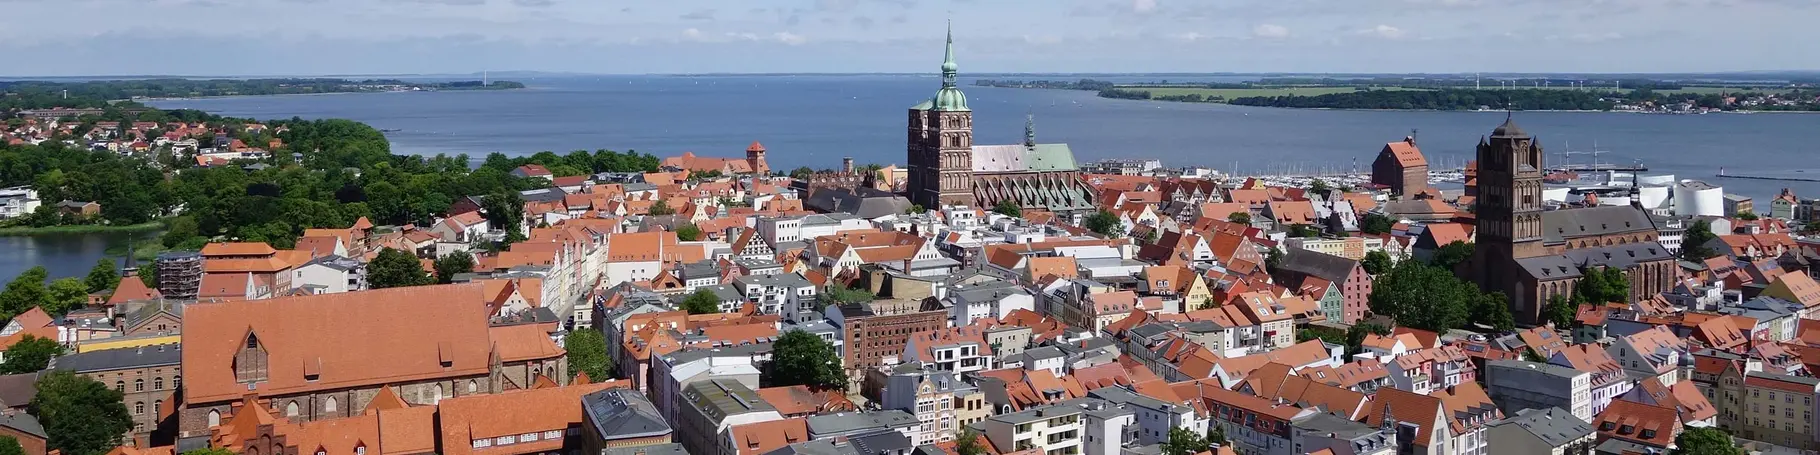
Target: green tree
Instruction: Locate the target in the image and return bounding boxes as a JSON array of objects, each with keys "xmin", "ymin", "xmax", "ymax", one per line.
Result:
[
  {"xmin": 31, "ymin": 372, "xmax": 132, "ymax": 455},
  {"xmin": 789, "ymin": 167, "xmax": 816, "ymax": 180},
  {"xmin": 1735, "ymin": 210, "xmax": 1759, "ymax": 221},
  {"xmin": 1670, "ymin": 427, "xmax": 1742, "ymax": 455},
  {"xmin": 907, "ymin": 204, "xmax": 926, "ymax": 215},
  {"xmin": 1084, "ymin": 210, "xmax": 1123, "ymax": 237},
  {"xmin": 1265, "ymin": 246, "xmax": 1284, "ymax": 272},
  {"xmin": 0, "ymin": 436, "xmax": 22, "ymax": 455},
  {"xmin": 822, "ymin": 285, "xmax": 875, "ymax": 307},
  {"xmin": 763, "ymin": 330, "xmax": 847, "ymax": 390},
  {"xmin": 1227, "ymin": 212, "xmax": 1251, "ymax": 224},
  {"xmin": 954, "ymin": 428, "xmax": 986, "ymax": 455},
  {"xmin": 1360, "ymin": 213, "xmax": 1395, "ymax": 235},
  {"xmin": 1523, "ymin": 348, "xmax": 1546, "ymax": 362},
  {"xmin": 1543, "ymin": 295, "xmax": 1578, "ymax": 329},
  {"xmin": 1681, "ymin": 220, "xmax": 1720, "ymax": 261},
  {"xmin": 367, "ymin": 247, "xmax": 432, "ymax": 289},
  {"xmin": 481, "ymin": 189, "xmax": 526, "ymax": 243},
  {"xmin": 992, "ymin": 199, "xmax": 1022, "ymax": 217},
  {"xmin": 83, "ymin": 258, "xmax": 119, "ymax": 294},
  {"xmin": 0, "ymin": 267, "xmax": 49, "ymax": 317},
  {"xmin": 1474, "ymin": 291, "xmax": 1516, "ymax": 332},
  {"xmin": 45, "ymin": 278, "xmax": 89, "ymax": 316},
  {"xmin": 1287, "ymin": 224, "xmax": 1320, "ymax": 238},
  {"xmin": 680, "ymin": 288, "xmax": 723, "ymax": 314},
  {"xmin": 1431, "ymin": 240, "xmax": 1474, "ymax": 271},
  {"xmin": 0, "ymin": 335, "xmax": 63, "ymax": 374},
  {"xmin": 1308, "ymin": 179, "xmax": 1332, "ymax": 195},
  {"xmin": 1207, "ymin": 424, "xmax": 1227, "ymax": 446},
  {"xmin": 1369, "ymin": 261, "xmax": 1476, "ymax": 332},
  {"xmin": 1361, "ymin": 250, "xmax": 1393, "ymax": 275},
  {"xmin": 433, "ymin": 251, "xmax": 476, "ymax": 284},
  {"xmin": 1161, "ymin": 427, "xmax": 1211, "ymax": 455},
  {"xmin": 648, "ymin": 200, "xmax": 675, "ymax": 216},
  {"xmin": 1602, "ymin": 267, "xmax": 1631, "ymax": 303},
  {"xmin": 564, "ymin": 329, "xmax": 613, "ymax": 381},
  {"xmin": 675, "ymin": 223, "xmax": 703, "ymax": 241}
]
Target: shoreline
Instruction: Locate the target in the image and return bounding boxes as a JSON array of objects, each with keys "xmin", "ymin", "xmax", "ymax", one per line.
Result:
[
  {"xmin": 135, "ymin": 87, "xmax": 523, "ymax": 102},
  {"xmin": 982, "ymin": 85, "xmax": 1820, "ymax": 114},
  {"xmin": 0, "ymin": 220, "xmax": 165, "ymax": 237}
]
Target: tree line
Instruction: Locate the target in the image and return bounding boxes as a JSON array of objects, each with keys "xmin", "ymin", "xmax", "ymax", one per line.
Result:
[
  {"xmin": 0, "ymin": 78, "xmax": 522, "ymax": 110},
  {"xmin": 1229, "ymin": 88, "xmax": 1620, "ymax": 111}
]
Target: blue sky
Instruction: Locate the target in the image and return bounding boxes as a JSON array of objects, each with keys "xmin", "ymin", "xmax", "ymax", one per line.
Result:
[{"xmin": 1, "ymin": 0, "xmax": 1816, "ymax": 76}]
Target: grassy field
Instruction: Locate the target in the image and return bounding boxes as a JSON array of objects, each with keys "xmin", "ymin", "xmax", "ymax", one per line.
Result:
[
  {"xmin": 0, "ymin": 220, "xmax": 165, "ymax": 236},
  {"xmin": 1118, "ymin": 86, "xmax": 1424, "ymax": 100}
]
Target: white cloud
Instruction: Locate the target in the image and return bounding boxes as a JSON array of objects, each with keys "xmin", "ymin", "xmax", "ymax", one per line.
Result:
[
  {"xmin": 1361, "ymin": 24, "xmax": 1407, "ymax": 39},
  {"xmin": 1251, "ymin": 24, "xmax": 1289, "ymax": 39},
  {"xmin": 1173, "ymin": 32, "xmax": 1207, "ymax": 42},
  {"xmin": 1132, "ymin": 0, "xmax": 1157, "ymax": 13},
  {"xmin": 773, "ymin": 32, "xmax": 807, "ymax": 45}
]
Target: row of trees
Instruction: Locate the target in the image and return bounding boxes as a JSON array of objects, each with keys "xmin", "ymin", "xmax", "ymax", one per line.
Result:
[
  {"xmin": 1230, "ymin": 88, "xmax": 1621, "ymax": 111},
  {"xmin": 0, "ymin": 79, "xmax": 520, "ymax": 109}
]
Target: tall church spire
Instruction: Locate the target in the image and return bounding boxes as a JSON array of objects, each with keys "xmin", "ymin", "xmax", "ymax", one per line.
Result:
[
  {"xmin": 1024, "ymin": 114, "xmax": 1036, "ymax": 148},
  {"xmin": 941, "ymin": 20, "xmax": 958, "ymax": 88},
  {"xmin": 931, "ymin": 20, "xmax": 970, "ymax": 112}
]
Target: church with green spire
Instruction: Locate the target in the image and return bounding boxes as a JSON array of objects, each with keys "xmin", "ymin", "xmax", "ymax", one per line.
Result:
[{"xmin": 905, "ymin": 25, "xmax": 1097, "ymax": 219}]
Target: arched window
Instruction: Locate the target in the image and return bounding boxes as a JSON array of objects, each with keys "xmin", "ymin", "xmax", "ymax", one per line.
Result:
[
  {"xmin": 247, "ymin": 333, "xmax": 260, "ymax": 349},
  {"xmin": 208, "ymin": 410, "xmax": 221, "ymax": 427},
  {"xmin": 174, "ymin": 375, "xmax": 181, "ymax": 388},
  {"xmin": 115, "ymin": 381, "xmax": 124, "ymax": 392},
  {"xmin": 285, "ymin": 401, "xmax": 299, "ymax": 417},
  {"xmin": 154, "ymin": 377, "xmax": 164, "ymax": 390},
  {"xmin": 134, "ymin": 402, "xmax": 145, "ymax": 415},
  {"xmin": 325, "ymin": 396, "xmax": 338, "ymax": 413},
  {"xmin": 154, "ymin": 400, "xmax": 162, "ymax": 416},
  {"xmin": 134, "ymin": 379, "xmax": 144, "ymax": 392},
  {"xmin": 468, "ymin": 380, "xmax": 478, "ymax": 394},
  {"xmin": 434, "ymin": 384, "xmax": 445, "ymax": 404}
]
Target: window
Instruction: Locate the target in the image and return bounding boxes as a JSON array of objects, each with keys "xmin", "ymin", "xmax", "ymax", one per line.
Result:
[
  {"xmin": 116, "ymin": 381, "xmax": 124, "ymax": 392},
  {"xmin": 135, "ymin": 379, "xmax": 144, "ymax": 392},
  {"xmin": 208, "ymin": 410, "xmax": 221, "ymax": 427},
  {"xmin": 286, "ymin": 401, "xmax": 300, "ymax": 417},
  {"xmin": 326, "ymin": 396, "xmax": 338, "ymax": 413},
  {"xmin": 496, "ymin": 436, "xmax": 515, "ymax": 445},
  {"xmin": 174, "ymin": 375, "xmax": 181, "ymax": 388},
  {"xmin": 154, "ymin": 400, "xmax": 162, "ymax": 416},
  {"xmin": 472, "ymin": 439, "xmax": 491, "ymax": 449},
  {"xmin": 543, "ymin": 430, "xmax": 561, "ymax": 440},
  {"xmin": 469, "ymin": 380, "xmax": 479, "ymax": 394},
  {"xmin": 154, "ymin": 377, "xmax": 164, "ymax": 390},
  {"xmin": 355, "ymin": 445, "xmax": 366, "ymax": 455},
  {"xmin": 522, "ymin": 433, "xmax": 539, "ymax": 442},
  {"xmin": 134, "ymin": 402, "xmax": 144, "ymax": 415}
]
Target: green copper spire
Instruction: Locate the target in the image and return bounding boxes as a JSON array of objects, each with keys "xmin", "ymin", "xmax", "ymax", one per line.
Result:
[
  {"xmin": 941, "ymin": 21, "xmax": 958, "ymax": 84},
  {"xmin": 1024, "ymin": 113, "xmax": 1036, "ymax": 147},
  {"xmin": 932, "ymin": 20, "xmax": 970, "ymax": 112}
]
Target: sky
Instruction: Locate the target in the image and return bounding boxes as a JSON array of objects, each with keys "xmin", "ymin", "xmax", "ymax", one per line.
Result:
[{"xmin": 1, "ymin": 0, "xmax": 1816, "ymax": 76}]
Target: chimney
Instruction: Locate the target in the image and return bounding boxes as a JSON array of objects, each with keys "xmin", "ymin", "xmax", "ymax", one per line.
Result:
[{"xmin": 843, "ymin": 157, "xmax": 855, "ymax": 174}]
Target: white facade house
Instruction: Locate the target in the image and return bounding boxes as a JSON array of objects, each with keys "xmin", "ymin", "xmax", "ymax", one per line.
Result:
[
  {"xmin": 290, "ymin": 255, "xmax": 366, "ymax": 294},
  {"xmin": 0, "ymin": 187, "xmax": 41, "ymax": 219},
  {"xmin": 977, "ymin": 402, "xmax": 1087, "ymax": 455},
  {"xmin": 734, "ymin": 273, "xmax": 818, "ymax": 318},
  {"xmin": 756, "ymin": 213, "xmax": 870, "ymax": 247},
  {"xmin": 947, "ymin": 280, "xmax": 1035, "ymax": 323}
]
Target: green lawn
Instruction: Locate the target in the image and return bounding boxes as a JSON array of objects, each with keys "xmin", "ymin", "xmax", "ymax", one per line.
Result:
[{"xmin": 1118, "ymin": 86, "xmax": 1424, "ymax": 100}]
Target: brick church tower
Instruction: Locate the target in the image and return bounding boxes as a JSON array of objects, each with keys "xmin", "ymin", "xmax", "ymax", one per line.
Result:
[
  {"xmin": 1472, "ymin": 115, "xmax": 1548, "ymax": 302},
  {"xmin": 907, "ymin": 23, "xmax": 976, "ymax": 209}
]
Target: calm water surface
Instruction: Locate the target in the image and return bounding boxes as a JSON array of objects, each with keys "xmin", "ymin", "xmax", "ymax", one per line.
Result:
[{"xmin": 13, "ymin": 75, "xmax": 1808, "ymax": 281}]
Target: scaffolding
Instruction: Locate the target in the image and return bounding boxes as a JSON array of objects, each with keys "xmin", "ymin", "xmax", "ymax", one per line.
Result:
[{"xmin": 155, "ymin": 252, "xmax": 203, "ymax": 300}]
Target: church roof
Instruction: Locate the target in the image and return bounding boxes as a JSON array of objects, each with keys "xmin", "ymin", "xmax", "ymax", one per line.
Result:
[
  {"xmin": 1515, "ymin": 255, "xmax": 1583, "ymax": 281},
  {"xmin": 1543, "ymin": 206, "xmax": 1655, "ymax": 244},
  {"xmin": 972, "ymin": 144, "xmax": 1079, "ymax": 173},
  {"xmin": 1565, "ymin": 243, "xmax": 1673, "ymax": 270},
  {"xmin": 1492, "ymin": 117, "xmax": 1528, "ymax": 138}
]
